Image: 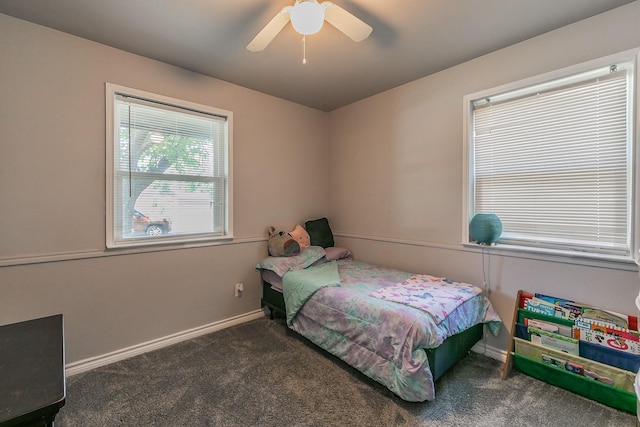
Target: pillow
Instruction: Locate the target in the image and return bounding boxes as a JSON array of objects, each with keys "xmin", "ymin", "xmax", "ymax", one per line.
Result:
[
  {"xmin": 305, "ymin": 217, "xmax": 334, "ymax": 248},
  {"xmin": 256, "ymin": 246, "xmax": 327, "ymax": 277},
  {"xmin": 325, "ymin": 247, "xmax": 352, "ymax": 261},
  {"xmin": 289, "ymin": 224, "xmax": 311, "ymax": 249}
]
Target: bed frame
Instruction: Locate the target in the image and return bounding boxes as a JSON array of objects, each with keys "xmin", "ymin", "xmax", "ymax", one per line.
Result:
[{"xmin": 261, "ymin": 280, "xmax": 483, "ymax": 383}]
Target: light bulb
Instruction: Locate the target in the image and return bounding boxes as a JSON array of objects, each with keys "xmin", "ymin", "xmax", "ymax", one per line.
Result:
[{"xmin": 290, "ymin": 1, "xmax": 324, "ymax": 35}]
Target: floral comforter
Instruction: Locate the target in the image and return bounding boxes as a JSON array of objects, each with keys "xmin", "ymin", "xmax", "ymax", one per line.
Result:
[{"xmin": 286, "ymin": 259, "xmax": 502, "ymax": 402}]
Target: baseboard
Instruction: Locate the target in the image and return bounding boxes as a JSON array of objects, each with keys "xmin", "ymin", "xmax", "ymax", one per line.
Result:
[
  {"xmin": 65, "ymin": 309, "xmax": 265, "ymax": 377},
  {"xmin": 66, "ymin": 310, "xmax": 506, "ymax": 377},
  {"xmin": 471, "ymin": 340, "xmax": 507, "ymax": 363}
]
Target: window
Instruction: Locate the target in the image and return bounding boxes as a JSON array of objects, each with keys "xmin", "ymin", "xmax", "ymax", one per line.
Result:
[
  {"xmin": 106, "ymin": 83, "xmax": 232, "ymax": 248},
  {"xmin": 464, "ymin": 51, "xmax": 637, "ymax": 260}
]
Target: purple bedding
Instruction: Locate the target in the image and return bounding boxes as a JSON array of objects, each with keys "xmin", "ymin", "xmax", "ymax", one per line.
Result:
[{"xmin": 285, "ymin": 259, "xmax": 502, "ymax": 402}]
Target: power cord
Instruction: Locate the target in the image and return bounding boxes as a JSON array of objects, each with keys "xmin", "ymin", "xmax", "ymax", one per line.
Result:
[
  {"xmin": 479, "ymin": 245, "xmax": 493, "ymax": 355},
  {"xmin": 481, "ymin": 245, "xmax": 492, "ymax": 298}
]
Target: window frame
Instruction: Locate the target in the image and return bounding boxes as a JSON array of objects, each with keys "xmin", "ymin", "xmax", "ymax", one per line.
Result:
[
  {"xmin": 462, "ymin": 49, "xmax": 640, "ymax": 263},
  {"xmin": 105, "ymin": 83, "xmax": 233, "ymax": 249}
]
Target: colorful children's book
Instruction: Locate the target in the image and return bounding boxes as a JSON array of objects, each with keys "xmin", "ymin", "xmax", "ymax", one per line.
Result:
[
  {"xmin": 524, "ymin": 318, "xmax": 572, "ymax": 337},
  {"xmin": 534, "ymin": 293, "xmax": 574, "ymax": 306},
  {"xmin": 556, "ymin": 302, "xmax": 582, "ymax": 321},
  {"xmin": 575, "ymin": 319, "xmax": 640, "ymax": 342},
  {"xmin": 565, "ymin": 361, "xmax": 584, "ymax": 375},
  {"xmin": 580, "ymin": 307, "xmax": 630, "ymax": 330},
  {"xmin": 529, "ymin": 327, "xmax": 579, "ymax": 355},
  {"xmin": 541, "ymin": 354, "xmax": 585, "ymax": 376},
  {"xmin": 573, "ymin": 321, "xmax": 640, "ymax": 355},
  {"xmin": 584, "ymin": 369, "xmax": 614, "ymax": 386},
  {"xmin": 526, "ymin": 318, "xmax": 558, "ymax": 333},
  {"xmin": 541, "ymin": 354, "xmax": 566, "ymax": 369},
  {"xmin": 525, "ymin": 297, "xmax": 572, "ymax": 319}
]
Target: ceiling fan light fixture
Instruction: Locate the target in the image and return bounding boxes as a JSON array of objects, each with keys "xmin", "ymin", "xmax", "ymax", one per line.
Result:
[
  {"xmin": 290, "ymin": 0, "xmax": 324, "ymax": 35},
  {"xmin": 246, "ymin": 0, "xmax": 372, "ymax": 52}
]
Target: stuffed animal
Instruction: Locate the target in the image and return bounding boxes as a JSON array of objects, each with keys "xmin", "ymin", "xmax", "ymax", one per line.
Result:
[
  {"xmin": 289, "ymin": 224, "xmax": 311, "ymax": 249},
  {"xmin": 268, "ymin": 226, "xmax": 301, "ymax": 257}
]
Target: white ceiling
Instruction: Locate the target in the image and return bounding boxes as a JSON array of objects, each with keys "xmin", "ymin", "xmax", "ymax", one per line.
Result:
[{"xmin": 0, "ymin": 0, "xmax": 634, "ymax": 111}]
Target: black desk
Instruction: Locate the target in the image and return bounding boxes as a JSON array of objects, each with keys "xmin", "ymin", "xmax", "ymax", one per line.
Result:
[{"xmin": 0, "ymin": 315, "xmax": 65, "ymax": 427}]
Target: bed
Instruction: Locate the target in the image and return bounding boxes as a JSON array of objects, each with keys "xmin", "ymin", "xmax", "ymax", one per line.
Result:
[{"xmin": 257, "ymin": 245, "xmax": 502, "ymax": 402}]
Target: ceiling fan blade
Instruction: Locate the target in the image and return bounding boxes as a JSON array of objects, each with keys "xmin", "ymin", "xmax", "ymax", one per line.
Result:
[
  {"xmin": 322, "ymin": 2, "xmax": 372, "ymax": 42},
  {"xmin": 246, "ymin": 7, "xmax": 292, "ymax": 52}
]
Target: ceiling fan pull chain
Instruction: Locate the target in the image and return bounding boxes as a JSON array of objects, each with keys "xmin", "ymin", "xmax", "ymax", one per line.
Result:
[{"xmin": 302, "ymin": 35, "xmax": 307, "ymax": 64}]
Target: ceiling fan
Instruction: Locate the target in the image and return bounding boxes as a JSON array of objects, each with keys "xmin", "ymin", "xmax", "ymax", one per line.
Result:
[{"xmin": 246, "ymin": 0, "xmax": 373, "ymax": 52}]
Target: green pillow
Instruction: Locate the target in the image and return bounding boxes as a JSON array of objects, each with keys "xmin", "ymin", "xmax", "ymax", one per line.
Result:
[{"xmin": 305, "ymin": 217, "xmax": 334, "ymax": 248}]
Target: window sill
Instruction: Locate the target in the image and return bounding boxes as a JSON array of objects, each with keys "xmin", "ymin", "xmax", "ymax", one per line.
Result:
[
  {"xmin": 462, "ymin": 241, "xmax": 637, "ymax": 271},
  {"xmin": 107, "ymin": 234, "xmax": 235, "ymax": 250}
]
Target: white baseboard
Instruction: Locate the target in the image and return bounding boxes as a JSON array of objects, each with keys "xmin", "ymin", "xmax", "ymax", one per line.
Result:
[
  {"xmin": 471, "ymin": 340, "xmax": 507, "ymax": 363},
  {"xmin": 65, "ymin": 309, "xmax": 265, "ymax": 377},
  {"xmin": 66, "ymin": 310, "xmax": 506, "ymax": 377}
]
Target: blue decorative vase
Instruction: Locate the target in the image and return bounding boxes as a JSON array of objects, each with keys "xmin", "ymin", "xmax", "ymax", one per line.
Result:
[{"xmin": 469, "ymin": 213, "xmax": 503, "ymax": 245}]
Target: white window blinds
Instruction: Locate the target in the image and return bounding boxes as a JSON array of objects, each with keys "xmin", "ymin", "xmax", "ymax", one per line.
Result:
[
  {"xmin": 107, "ymin": 85, "xmax": 231, "ymax": 248},
  {"xmin": 471, "ymin": 62, "xmax": 633, "ymax": 256}
]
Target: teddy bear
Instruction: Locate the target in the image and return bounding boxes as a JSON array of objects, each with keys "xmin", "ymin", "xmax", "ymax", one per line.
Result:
[
  {"xmin": 267, "ymin": 226, "xmax": 301, "ymax": 257},
  {"xmin": 289, "ymin": 224, "xmax": 311, "ymax": 249}
]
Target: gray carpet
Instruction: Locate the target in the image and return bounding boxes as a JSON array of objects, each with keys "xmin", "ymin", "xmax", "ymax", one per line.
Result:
[{"xmin": 57, "ymin": 316, "xmax": 636, "ymax": 426}]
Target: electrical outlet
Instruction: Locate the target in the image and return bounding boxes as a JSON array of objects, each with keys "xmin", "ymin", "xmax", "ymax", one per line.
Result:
[{"xmin": 234, "ymin": 282, "xmax": 244, "ymax": 297}]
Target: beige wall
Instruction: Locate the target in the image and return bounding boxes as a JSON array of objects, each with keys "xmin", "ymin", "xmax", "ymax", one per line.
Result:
[
  {"xmin": 328, "ymin": 2, "xmax": 640, "ymax": 350},
  {"xmin": 0, "ymin": 14, "xmax": 329, "ymax": 363},
  {"xmin": 2, "ymin": 2, "xmax": 640, "ymax": 365}
]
